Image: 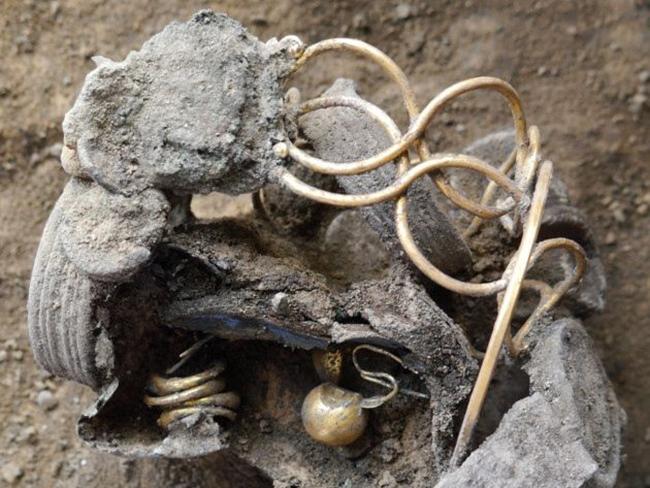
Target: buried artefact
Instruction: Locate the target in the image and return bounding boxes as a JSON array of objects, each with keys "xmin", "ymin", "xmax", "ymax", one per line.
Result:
[{"xmin": 27, "ymin": 10, "xmax": 623, "ymax": 487}]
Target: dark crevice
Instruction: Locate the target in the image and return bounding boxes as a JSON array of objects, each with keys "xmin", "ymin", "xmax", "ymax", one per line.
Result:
[{"xmin": 468, "ymin": 359, "xmax": 531, "ymax": 450}]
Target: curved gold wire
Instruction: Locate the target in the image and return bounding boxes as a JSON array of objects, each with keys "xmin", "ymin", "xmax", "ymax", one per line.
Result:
[
  {"xmin": 463, "ymin": 148, "xmax": 517, "ymax": 238},
  {"xmin": 393, "ymin": 149, "xmax": 516, "ymax": 296},
  {"xmin": 285, "ymin": 38, "xmax": 589, "ymax": 468},
  {"xmin": 499, "ymin": 279, "xmax": 554, "ymax": 355},
  {"xmin": 144, "ymin": 340, "xmax": 239, "ymax": 429},
  {"xmin": 462, "ymin": 124, "xmax": 541, "ymax": 238},
  {"xmin": 520, "ymin": 125, "xmax": 542, "ymax": 190},
  {"xmin": 288, "ymin": 94, "xmax": 526, "ymax": 295},
  {"xmin": 289, "ymin": 76, "xmax": 527, "ymax": 182},
  {"xmin": 280, "ymin": 154, "xmax": 522, "ymax": 209},
  {"xmin": 509, "ymin": 238, "xmax": 587, "ymax": 354},
  {"xmin": 285, "ymin": 94, "xmax": 521, "ymax": 296},
  {"xmin": 148, "ymin": 362, "xmax": 226, "ymax": 395},
  {"xmin": 292, "ymin": 38, "xmax": 420, "ymax": 119},
  {"xmin": 352, "ymin": 345, "xmax": 402, "ymax": 409},
  {"xmin": 450, "ymin": 160, "xmax": 554, "ymax": 466},
  {"xmin": 290, "ymin": 38, "xmax": 528, "ymax": 218}
]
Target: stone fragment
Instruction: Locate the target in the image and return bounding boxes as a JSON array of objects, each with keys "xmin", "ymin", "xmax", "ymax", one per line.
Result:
[
  {"xmin": 437, "ymin": 319, "xmax": 624, "ymax": 488},
  {"xmin": 1, "ymin": 462, "xmax": 24, "ymax": 484}
]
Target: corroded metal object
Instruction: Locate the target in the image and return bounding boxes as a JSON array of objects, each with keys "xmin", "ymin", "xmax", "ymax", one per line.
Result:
[{"xmin": 26, "ymin": 10, "xmax": 622, "ymax": 488}]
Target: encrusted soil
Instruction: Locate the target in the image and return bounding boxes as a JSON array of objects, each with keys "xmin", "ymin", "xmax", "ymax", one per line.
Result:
[{"xmin": 0, "ymin": 1, "xmax": 648, "ymax": 487}]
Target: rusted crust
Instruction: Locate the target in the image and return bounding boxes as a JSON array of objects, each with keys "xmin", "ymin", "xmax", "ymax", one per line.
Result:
[
  {"xmin": 72, "ymin": 219, "xmax": 475, "ymax": 477},
  {"xmin": 62, "ymin": 11, "xmax": 296, "ymax": 197}
]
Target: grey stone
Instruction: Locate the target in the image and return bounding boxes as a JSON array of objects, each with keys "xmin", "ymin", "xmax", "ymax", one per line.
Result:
[
  {"xmin": 394, "ymin": 3, "xmax": 414, "ymax": 20},
  {"xmin": 322, "ymin": 210, "xmax": 389, "ymax": 282},
  {"xmin": 62, "ymin": 11, "xmax": 295, "ymax": 196},
  {"xmin": 436, "ymin": 319, "xmax": 624, "ymax": 488},
  {"xmin": 629, "ymin": 92, "xmax": 647, "ymax": 114},
  {"xmin": 17, "ymin": 425, "xmax": 38, "ymax": 445},
  {"xmin": 270, "ymin": 292, "xmax": 289, "ymax": 314},
  {"xmin": 0, "ymin": 462, "xmax": 24, "ymax": 484},
  {"xmin": 438, "ymin": 393, "xmax": 599, "ymax": 488},
  {"xmin": 523, "ymin": 319, "xmax": 624, "ymax": 487}
]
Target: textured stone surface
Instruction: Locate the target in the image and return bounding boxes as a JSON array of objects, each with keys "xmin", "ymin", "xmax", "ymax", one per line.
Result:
[
  {"xmin": 436, "ymin": 319, "xmax": 624, "ymax": 488},
  {"xmin": 63, "ymin": 11, "xmax": 293, "ymax": 196}
]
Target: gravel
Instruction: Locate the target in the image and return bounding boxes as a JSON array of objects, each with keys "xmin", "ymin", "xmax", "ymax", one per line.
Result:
[{"xmin": 36, "ymin": 390, "xmax": 59, "ymax": 411}]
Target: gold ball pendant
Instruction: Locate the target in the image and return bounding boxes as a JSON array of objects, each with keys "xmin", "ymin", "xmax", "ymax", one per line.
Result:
[{"xmin": 301, "ymin": 383, "xmax": 368, "ymax": 447}]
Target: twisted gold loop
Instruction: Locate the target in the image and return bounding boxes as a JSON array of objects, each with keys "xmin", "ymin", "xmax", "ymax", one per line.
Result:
[
  {"xmin": 285, "ymin": 38, "xmax": 587, "ymax": 466},
  {"xmin": 283, "ymin": 94, "xmax": 523, "ymax": 296},
  {"xmin": 289, "ymin": 38, "xmax": 527, "ymax": 217},
  {"xmin": 144, "ymin": 340, "xmax": 240, "ymax": 430}
]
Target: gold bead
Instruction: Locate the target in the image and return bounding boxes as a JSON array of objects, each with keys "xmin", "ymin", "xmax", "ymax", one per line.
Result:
[
  {"xmin": 301, "ymin": 383, "xmax": 368, "ymax": 447},
  {"xmin": 312, "ymin": 349, "xmax": 343, "ymax": 384}
]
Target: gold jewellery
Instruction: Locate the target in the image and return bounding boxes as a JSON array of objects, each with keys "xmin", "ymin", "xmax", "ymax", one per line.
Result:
[
  {"xmin": 144, "ymin": 37, "xmax": 587, "ymax": 466},
  {"xmin": 301, "ymin": 345, "xmax": 415, "ymax": 447},
  {"xmin": 277, "ymin": 38, "xmax": 587, "ymax": 464},
  {"xmin": 144, "ymin": 338, "xmax": 240, "ymax": 430}
]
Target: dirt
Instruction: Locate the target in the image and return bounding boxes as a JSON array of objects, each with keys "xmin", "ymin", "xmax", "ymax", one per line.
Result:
[{"xmin": 0, "ymin": 0, "xmax": 648, "ymax": 486}]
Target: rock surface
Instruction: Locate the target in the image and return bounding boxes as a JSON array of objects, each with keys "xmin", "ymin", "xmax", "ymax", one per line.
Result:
[{"xmin": 436, "ymin": 319, "xmax": 624, "ymax": 488}]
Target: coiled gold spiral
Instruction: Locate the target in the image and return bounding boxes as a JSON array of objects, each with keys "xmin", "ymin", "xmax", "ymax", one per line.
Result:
[{"xmin": 144, "ymin": 355, "xmax": 240, "ymax": 430}]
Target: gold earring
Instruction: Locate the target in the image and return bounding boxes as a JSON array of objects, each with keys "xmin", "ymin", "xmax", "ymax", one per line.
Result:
[{"xmin": 301, "ymin": 345, "xmax": 402, "ymax": 447}]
